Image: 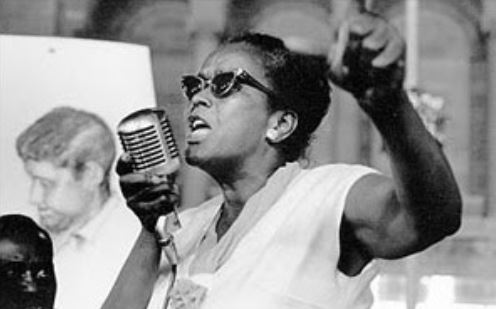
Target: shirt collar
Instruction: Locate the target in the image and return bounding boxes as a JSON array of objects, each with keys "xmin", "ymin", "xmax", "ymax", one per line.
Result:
[{"xmin": 72, "ymin": 194, "xmax": 118, "ymax": 243}]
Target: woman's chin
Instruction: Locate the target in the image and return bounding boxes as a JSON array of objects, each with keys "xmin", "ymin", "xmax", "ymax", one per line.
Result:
[{"xmin": 184, "ymin": 149, "xmax": 203, "ymax": 167}]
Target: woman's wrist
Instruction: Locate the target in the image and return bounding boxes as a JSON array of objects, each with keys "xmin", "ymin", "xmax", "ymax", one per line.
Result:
[{"xmin": 357, "ymin": 88, "xmax": 408, "ymax": 121}]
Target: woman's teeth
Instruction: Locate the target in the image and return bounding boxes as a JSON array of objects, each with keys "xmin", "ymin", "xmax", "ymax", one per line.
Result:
[{"xmin": 190, "ymin": 118, "xmax": 209, "ymax": 131}]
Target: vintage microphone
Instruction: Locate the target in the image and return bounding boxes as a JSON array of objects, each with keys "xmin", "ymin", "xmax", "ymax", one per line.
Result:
[
  {"xmin": 117, "ymin": 106, "xmax": 181, "ymax": 242},
  {"xmin": 117, "ymin": 108, "xmax": 180, "ymax": 176},
  {"xmin": 117, "ymin": 108, "xmax": 180, "ymax": 307}
]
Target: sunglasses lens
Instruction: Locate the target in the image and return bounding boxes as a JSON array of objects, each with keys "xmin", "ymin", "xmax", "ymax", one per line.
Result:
[
  {"xmin": 211, "ymin": 72, "xmax": 236, "ymax": 98},
  {"xmin": 181, "ymin": 76, "xmax": 203, "ymax": 100}
]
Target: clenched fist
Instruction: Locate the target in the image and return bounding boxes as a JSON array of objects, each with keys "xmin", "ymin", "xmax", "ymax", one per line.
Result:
[
  {"xmin": 328, "ymin": 3, "xmax": 405, "ymax": 108},
  {"xmin": 116, "ymin": 154, "xmax": 180, "ymax": 233}
]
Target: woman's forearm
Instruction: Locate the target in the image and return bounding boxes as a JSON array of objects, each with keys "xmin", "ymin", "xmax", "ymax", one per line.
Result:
[
  {"xmin": 101, "ymin": 228, "xmax": 161, "ymax": 309},
  {"xmin": 365, "ymin": 90, "xmax": 462, "ymax": 247}
]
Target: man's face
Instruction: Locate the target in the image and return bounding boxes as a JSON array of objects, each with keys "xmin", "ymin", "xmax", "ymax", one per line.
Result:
[
  {"xmin": 0, "ymin": 239, "xmax": 56, "ymax": 309},
  {"xmin": 24, "ymin": 160, "xmax": 93, "ymax": 234}
]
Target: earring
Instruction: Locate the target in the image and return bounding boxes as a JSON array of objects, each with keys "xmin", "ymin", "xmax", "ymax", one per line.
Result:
[{"xmin": 266, "ymin": 130, "xmax": 277, "ymax": 142}]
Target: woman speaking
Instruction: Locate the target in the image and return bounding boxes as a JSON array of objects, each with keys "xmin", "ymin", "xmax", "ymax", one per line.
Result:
[{"xmin": 104, "ymin": 7, "xmax": 461, "ymax": 309}]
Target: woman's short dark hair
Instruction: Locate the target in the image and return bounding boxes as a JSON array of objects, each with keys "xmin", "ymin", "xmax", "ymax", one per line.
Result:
[{"xmin": 225, "ymin": 32, "xmax": 332, "ymax": 162}]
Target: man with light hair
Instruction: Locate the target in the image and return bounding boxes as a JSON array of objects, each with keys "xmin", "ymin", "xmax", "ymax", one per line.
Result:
[{"xmin": 16, "ymin": 106, "xmax": 140, "ymax": 309}]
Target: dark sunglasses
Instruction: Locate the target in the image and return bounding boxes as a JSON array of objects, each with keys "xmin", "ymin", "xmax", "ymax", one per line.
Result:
[{"xmin": 181, "ymin": 68, "xmax": 276, "ymax": 101}]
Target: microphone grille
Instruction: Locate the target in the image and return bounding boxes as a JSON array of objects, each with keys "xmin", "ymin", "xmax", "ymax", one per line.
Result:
[
  {"xmin": 118, "ymin": 108, "xmax": 180, "ymax": 174},
  {"xmin": 160, "ymin": 115, "xmax": 179, "ymax": 159}
]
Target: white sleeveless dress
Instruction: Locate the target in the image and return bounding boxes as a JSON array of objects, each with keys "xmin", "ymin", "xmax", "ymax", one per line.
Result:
[{"xmin": 148, "ymin": 163, "xmax": 380, "ymax": 309}]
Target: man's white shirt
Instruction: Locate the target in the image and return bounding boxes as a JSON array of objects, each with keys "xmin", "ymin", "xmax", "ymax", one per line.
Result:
[{"xmin": 52, "ymin": 193, "xmax": 141, "ymax": 309}]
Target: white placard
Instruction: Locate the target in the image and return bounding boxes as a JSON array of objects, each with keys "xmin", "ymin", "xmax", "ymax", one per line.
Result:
[{"xmin": 0, "ymin": 35, "xmax": 156, "ymax": 217}]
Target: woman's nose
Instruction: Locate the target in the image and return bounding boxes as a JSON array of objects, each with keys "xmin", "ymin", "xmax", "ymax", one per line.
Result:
[{"xmin": 189, "ymin": 96, "xmax": 212, "ymax": 113}]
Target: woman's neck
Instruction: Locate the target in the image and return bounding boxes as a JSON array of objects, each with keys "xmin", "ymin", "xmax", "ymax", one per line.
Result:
[{"xmin": 214, "ymin": 159, "xmax": 281, "ymax": 240}]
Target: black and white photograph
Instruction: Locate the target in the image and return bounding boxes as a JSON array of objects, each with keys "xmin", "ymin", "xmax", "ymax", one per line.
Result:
[{"xmin": 0, "ymin": 0, "xmax": 494, "ymax": 308}]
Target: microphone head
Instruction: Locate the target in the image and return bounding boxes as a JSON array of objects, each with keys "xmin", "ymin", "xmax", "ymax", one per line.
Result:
[{"xmin": 117, "ymin": 108, "xmax": 180, "ymax": 176}]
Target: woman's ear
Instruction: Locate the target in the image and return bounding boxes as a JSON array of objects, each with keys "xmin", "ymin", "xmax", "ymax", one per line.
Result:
[{"xmin": 266, "ymin": 110, "xmax": 298, "ymax": 143}]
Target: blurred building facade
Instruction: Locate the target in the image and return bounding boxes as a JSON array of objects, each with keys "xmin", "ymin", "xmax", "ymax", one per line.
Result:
[{"xmin": 1, "ymin": 0, "xmax": 495, "ymax": 307}]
